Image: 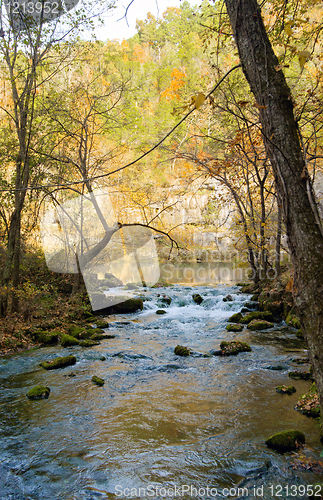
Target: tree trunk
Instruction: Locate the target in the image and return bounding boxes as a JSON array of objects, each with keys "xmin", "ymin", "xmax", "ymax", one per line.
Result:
[
  {"xmin": 275, "ymin": 196, "xmax": 282, "ymax": 277},
  {"xmin": 224, "ymin": 0, "xmax": 323, "ymax": 430}
]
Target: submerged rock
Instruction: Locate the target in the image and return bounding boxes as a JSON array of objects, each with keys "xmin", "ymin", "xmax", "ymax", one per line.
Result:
[
  {"xmin": 156, "ymin": 309, "xmax": 167, "ymax": 315},
  {"xmin": 214, "ymin": 341, "xmax": 251, "ymax": 356},
  {"xmin": 27, "ymin": 386, "xmax": 50, "ymax": 400},
  {"xmin": 226, "ymin": 324, "xmax": 244, "ymax": 332},
  {"xmin": 158, "ymin": 294, "xmax": 172, "ymax": 305},
  {"xmin": 228, "ymin": 312, "xmax": 243, "ymax": 323},
  {"xmin": 265, "ymin": 430, "xmax": 305, "ymax": 452},
  {"xmin": 61, "ymin": 334, "xmax": 80, "ymax": 347},
  {"xmin": 295, "ymin": 383, "xmax": 320, "ymax": 418},
  {"xmin": 223, "ymin": 294, "xmax": 233, "ymax": 302},
  {"xmin": 40, "ymin": 355, "xmax": 76, "ymax": 370},
  {"xmin": 248, "ymin": 319, "xmax": 274, "ymax": 330},
  {"xmin": 192, "ymin": 293, "xmax": 204, "ymax": 305},
  {"xmin": 90, "ymin": 333, "xmax": 115, "ymax": 340},
  {"xmin": 174, "ymin": 345, "xmax": 190, "ymax": 356},
  {"xmin": 276, "ymin": 385, "xmax": 296, "ymax": 395},
  {"xmin": 91, "ymin": 375, "xmax": 105, "ymax": 386}
]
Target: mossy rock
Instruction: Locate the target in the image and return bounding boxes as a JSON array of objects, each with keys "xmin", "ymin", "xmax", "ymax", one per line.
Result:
[
  {"xmin": 276, "ymin": 385, "xmax": 296, "ymax": 395},
  {"xmin": 35, "ymin": 331, "xmax": 59, "ymax": 345},
  {"xmin": 158, "ymin": 295, "xmax": 172, "ymax": 305},
  {"xmin": 288, "ymin": 371, "xmax": 313, "ymax": 380},
  {"xmin": 286, "ymin": 313, "xmax": 301, "ymax": 330},
  {"xmin": 241, "ymin": 283, "xmax": 258, "ymax": 294},
  {"xmin": 217, "ymin": 341, "xmax": 251, "ymax": 356},
  {"xmin": 27, "ymin": 386, "xmax": 50, "ymax": 400},
  {"xmin": 236, "ymin": 282, "xmax": 250, "ymax": 287},
  {"xmin": 79, "ymin": 339, "xmax": 100, "ymax": 347},
  {"xmin": 228, "ymin": 312, "xmax": 243, "ymax": 323},
  {"xmin": 192, "ymin": 293, "xmax": 203, "ymax": 305},
  {"xmin": 248, "ymin": 319, "xmax": 274, "ymax": 331},
  {"xmin": 61, "ymin": 334, "xmax": 80, "ymax": 347},
  {"xmin": 91, "ymin": 333, "xmax": 116, "ymax": 340},
  {"xmin": 92, "ymin": 375, "xmax": 105, "ymax": 386},
  {"xmin": 226, "ymin": 324, "xmax": 244, "ymax": 332},
  {"xmin": 85, "ymin": 316, "xmax": 97, "ymax": 323},
  {"xmin": 68, "ymin": 325, "xmax": 87, "ymax": 338},
  {"xmin": 265, "ymin": 430, "xmax": 305, "ymax": 452},
  {"xmin": 295, "ymin": 383, "xmax": 320, "ymax": 418},
  {"xmin": 156, "ymin": 309, "xmax": 167, "ymax": 315},
  {"xmin": 241, "ymin": 310, "xmax": 273, "ymax": 324},
  {"xmin": 40, "ymin": 355, "xmax": 76, "ymax": 370},
  {"xmin": 250, "ymin": 293, "xmax": 259, "ymax": 301},
  {"xmin": 94, "ymin": 320, "xmax": 109, "ymax": 329},
  {"xmin": 124, "ymin": 283, "xmax": 139, "ymax": 290},
  {"xmin": 174, "ymin": 345, "xmax": 190, "ymax": 356}
]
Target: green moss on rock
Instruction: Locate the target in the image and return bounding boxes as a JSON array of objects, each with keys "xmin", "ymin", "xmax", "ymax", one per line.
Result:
[
  {"xmin": 217, "ymin": 341, "xmax": 251, "ymax": 356},
  {"xmin": 276, "ymin": 385, "xmax": 296, "ymax": 395},
  {"xmin": 35, "ymin": 331, "xmax": 59, "ymax": 345},
  {"xmin": 265, "ymin": 430, "xmax": 305, "ymax": 452},
  {"xmin": 92, "ymin": 375, "xmax": 105, "ymax": 386},
  {"xmin": 295, "ymin": 383, "xmax": 320, "ymax": 418},
  {"xmin": 27, "ymin": 386, "xmax": 50, "ymax": 400},
  {"xmin": 79, "ymin": 339, "xmax": 100, "ymax": 347},
  {"xmin": 192, "ymin": 293, "xmax": 204, "ymax": 304},
  {"xmin": 94, "ymin": 320, "xmax": 109, "ymax": 329},
  {"xmin": 226, "ymin": 324, "xmax": 244, "ymax": 332},
  {"xmin": 286, "ymin": 313, "xmax": 301, "ymax": 330},
  {"xmin": 247, "ymin": 319, "xmax": 274, "ymax": 330},
  {"xmin": 241, "ymin": 311, "xmax": 273, "ymax": 324},
  {"xmin": 40, "ymin": 355, "xmax": 76, "ymax": 370},
  {"xmin": 288, "ymin": 371, "xmax": 313, "ymax": 380},
  {"xmin": 228, "ymin": 312, "xmax": 243, "ymax": 323},
  {"xmin": 174, "ymin": 345, "xmax": 190, "ymax": 356},
  {"xmin": 61, "ymin": 334, "xmax": 80, "ymax": 347}
]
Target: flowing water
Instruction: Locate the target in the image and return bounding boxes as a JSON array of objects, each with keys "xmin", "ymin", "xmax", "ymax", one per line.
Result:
[{"xmin": 0, "ymin": 284, "xmax": 322, "ymax": 499}]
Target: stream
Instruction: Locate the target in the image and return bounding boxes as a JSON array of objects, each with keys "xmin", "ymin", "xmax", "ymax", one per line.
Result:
[{"xmin": 0, "ymin": 284, "xmax": 322, "ymax": 499}]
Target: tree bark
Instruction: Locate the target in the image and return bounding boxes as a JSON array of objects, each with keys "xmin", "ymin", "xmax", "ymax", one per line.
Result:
[{"xmin": 224, "ymin": 0, "xmax": 323, "ymax": 430}]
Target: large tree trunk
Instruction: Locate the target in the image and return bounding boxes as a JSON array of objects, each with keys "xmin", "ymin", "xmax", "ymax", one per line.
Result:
[{"xmin": 224, "ymin": 0, "xmax": 323, "ymax": 431}]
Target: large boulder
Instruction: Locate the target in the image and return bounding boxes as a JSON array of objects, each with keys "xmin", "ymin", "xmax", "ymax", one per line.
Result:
[
  {"xmin": 228, "ymin": 312, "xmax": 243, "ymax": 323},
  {"xmin": 265, "ymin": 430, "xmax": 305, "ymax": 452}
]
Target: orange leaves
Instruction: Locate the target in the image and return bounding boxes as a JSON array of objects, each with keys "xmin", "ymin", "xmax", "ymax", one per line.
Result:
[
  {"xmin": 161, "ymin": 68, "xmax": 186, "ymax": 101},
  {"xmin": 132, "ymin": 44, "xmax": 150, "ymax": 63}
]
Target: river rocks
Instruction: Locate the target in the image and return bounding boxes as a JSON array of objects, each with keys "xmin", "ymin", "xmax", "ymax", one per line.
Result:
[
  {"xmin": 286, "ymin": 312, "xmax": 301, "ymax": 330},
  {"xmin": 61, "ymin": 334, "xmax": 80, "ymax": 347},
  {"xmin": 40, "ymin": 355, "xmax": 77, "ymax": 370},
  {"xmin": 96, "ymin": 298, "xmax": 144, "ymax": 315},
  {"xmin": 68, "ymin": 326, "xmax": 87, "ymax": 338},
  {"xmin": 174, "ymin": 345, "xmax": 190, "ymax": 356},
  {"xmin": 240, "ymin": 310, "xmax": 273, "ymax": 324},
  {"xmin": 79, "ymin": 340, "xmax": 100, "ymax": 347},
  {"xmin": 27, "ymin": 386, "xmax": 50, "ymax": 400},
  {"xmin": 156, "ymin": 309, "xmax": 167, "ymax": 315},
  {"xmin": 94, "ymin": 320, "xmax": 109, "ymax": 329},
  {"xmin": 192, "ymin": 293, "xmax": 203, "ymax": 304},
  {"xmin": 34, "ymin": 331, "xmax": 59, "ymax": 345},
  {"xmin": 250, "ymin": 293, "xmax": 259, "ymax": 301},
  {"xmin": 226, "ymin": 324, "xmax": 244, "ymax": 332},
  {"xmin": 91, "ymin": 375, "xmax": 105, "ymax": 386},
  {"xmin": 288, "ymin": 371, "xmax": 313, "ymax": 380},
  {"xmin": 158, "ymin": 294, "xmax": 172, "ymax": 305},
  {"xmin": 248, "ymin": 319, "xmax": 274, "ymax": 330},
  {"xmin": 295, "ymin": 383, "xmax": 320, "ymax": 418},
  {"xmin": 104, "ymin": 272, "xmax": 123, "ymax": 287},
  {"xmin": 214, "ymin": 341, "xmax": 251, "ymax": 356},
  {"xmin": 90, "ymin": 333, "xmax": 115, "ymax": 340},
  {"xmin": 124, "ymin": 283, "xmax": 139, "ymax": 290},
  {"xmin": 240, "ymin": 283, "xmax": 258, "ymax": 294},
  {"xmin": 223, "ymin": 294, "xmax": 233, "ymax": 302},
  {"xmin": 276, "ymin": 385, "xmax": 296, "ymax": 395},
  {"xmin": 265, "ymin": 430, "xmax": 305, "ymax": 452},
  {"xmin": 228, "ymin": 312, "xmax": 243, "ymax": 323}
]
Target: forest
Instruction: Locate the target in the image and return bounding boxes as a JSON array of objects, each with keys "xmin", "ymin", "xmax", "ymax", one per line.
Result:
[{"xmin": 0, "ymin": 0, "xmax": 323, "ymax": 495}]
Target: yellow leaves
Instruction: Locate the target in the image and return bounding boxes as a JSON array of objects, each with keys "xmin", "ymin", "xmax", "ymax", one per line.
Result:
[
  {"xmin": 194, "ymin": 92, "xmax": 206, "ymax": 110},
  {"xmin": 298, "ymin": 50, "xmax": 311, "ymax": 70},
  {"xmin": 284, "ymin": 21, "xmax": 293, "ymax": 37},
  {"xmin": 275, "ymin": 64, "xmax": 289, "ymax": 72}
]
